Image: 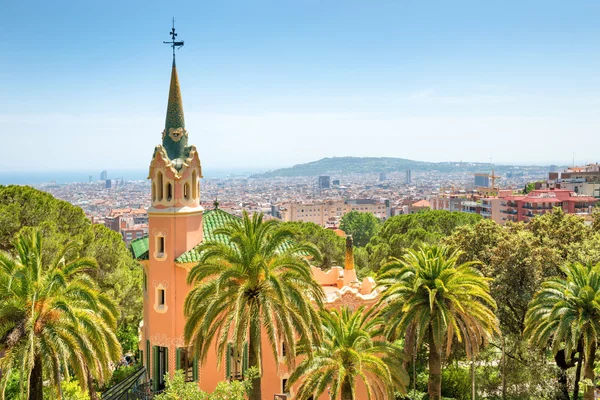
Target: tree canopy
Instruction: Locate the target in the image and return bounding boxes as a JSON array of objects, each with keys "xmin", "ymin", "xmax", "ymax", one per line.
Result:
[
  {"xmin": 340, "ymin": 211, "xmax": 381, "ymax": 247},
  {"xmin": 0, "ymin": 185, "xmax": 142, "ymax": 349},
  {"xmin": 365, "ymin": 210, "xmax": 481, "ymax": 272}
]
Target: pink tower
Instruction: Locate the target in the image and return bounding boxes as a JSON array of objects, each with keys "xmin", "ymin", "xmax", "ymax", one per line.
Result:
[{"xmin": 141, "ymin": 46, "xmax": 204, "ymax": 391}]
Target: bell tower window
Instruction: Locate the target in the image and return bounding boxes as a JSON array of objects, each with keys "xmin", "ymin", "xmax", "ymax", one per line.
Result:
[
  {"xmin": 184, "ymin": 182, "xmax": 190, "ymax": 200},
  {"xmin": 157, "ymin": 172, "xmax": 164, "ymax": 201},
  {"xmin": 152, "ymin": 183, "xmax": 156, "ymax": 201},
  {"xmin": 166, "ymin": 183, "xmax": 173, "ymax": 201},
  {"xmin": 192, "ymin": 170, "xmax": 198, "ymax": 199}
]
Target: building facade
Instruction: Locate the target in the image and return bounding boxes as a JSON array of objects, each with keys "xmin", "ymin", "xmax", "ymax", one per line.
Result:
[
  {"xmin": 499, "ymin": 189, "xmax": 597, "ymax": 223},
  {"xmin": 279, "ymin": 198, "xmax": 390, "ymax": 226}
]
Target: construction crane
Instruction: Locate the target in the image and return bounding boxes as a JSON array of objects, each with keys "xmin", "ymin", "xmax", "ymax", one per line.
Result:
[{"xmin": 475, "ymin": 170, "xmax": 500, "ymax": 195}]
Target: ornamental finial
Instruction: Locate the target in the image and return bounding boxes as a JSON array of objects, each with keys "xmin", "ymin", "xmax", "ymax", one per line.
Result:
[{"xmin": 163, "ymin": 17, "xmax": 184, "ymax": 64}]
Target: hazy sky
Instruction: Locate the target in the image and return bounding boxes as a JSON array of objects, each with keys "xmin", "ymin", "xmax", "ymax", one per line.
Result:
[{"xmin": 2, "ymin": 0, "xmax": 600, "ymax": 171}]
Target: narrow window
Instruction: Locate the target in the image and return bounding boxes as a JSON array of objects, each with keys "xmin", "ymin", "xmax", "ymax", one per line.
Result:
[
  {"xmin": 152, "ymin": 183, "xmax": 156, "ymax": 201},
  {"xmin": 166, "ymin": 183, "xmax": 173, "ymax": 201},
  {"xmin": 157, "ymin": 172, "xmax": 164, "ymax": 201},
  {"xmin": 184, "ymin": 182, "xmax": 190, "ymax": 200},
  {"xmin": 158, "ymin": 289, "xmax": 165, "ymax": 306},
  {"xmin": 192, "ymin": 170, "xmax": 198, "ymax": 199},
  {"xmin": 282, "ymin": 379, "xmax": 289, "ymax": 394},
  {"xmin": 158, "ymin": 237, "xmax": 165, "ymax": 255}
]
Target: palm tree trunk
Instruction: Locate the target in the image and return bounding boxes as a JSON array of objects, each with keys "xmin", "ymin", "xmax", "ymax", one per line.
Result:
[
  {"xmin": 573, "ymin": 354, "xmax": 583, "ymax": 400},
  {"xmin": 341, "ymin": 378, "xmax": 355, "ymax": 400},
  {"xmin": 248, "ymin": 339, "xmax": 262, "ymax": 400},
  {"xmin": 85, "ymin": 365, "xmax": 99, "ymax": 400},
  {"xmin": 28, "ymin": 355, "xmax": 43, "ymax": 400},
  {"xmin": 583, "ymin": 343, "xmax": 596, "ymax": 400},
  {"xmin": 428, "ymin": 330, "xmax": 442, "ymax": 400}
]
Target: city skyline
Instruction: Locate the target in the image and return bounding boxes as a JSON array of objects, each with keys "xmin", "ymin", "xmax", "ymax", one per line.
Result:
[{"xmin": 2, "ymin": 0, "xmax": 600, "ymax": 171}]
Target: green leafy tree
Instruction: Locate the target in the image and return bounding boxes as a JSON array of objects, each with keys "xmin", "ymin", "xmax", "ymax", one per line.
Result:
[
  {"xmin": 281, "ymin": 221, "xmax": 346, "ymax": 268},
  {"xmin": 377, "ymin": 245, "xmax": 498, "ymax": 400},
  {"xmin": 0, "ymin": 230, "xmax": 121, "ymax": 400},
  {"xmin": 523, "ymin": 182, "xmax": 536, "ymax": 194},
  {"xmin": 525, "ymin": 262, "xmax": 600, "ymax": 400},
  {"xmin": 340, "ymin": 211, "xmax": 381, "ymax": 247},
  {"xmin": 366, "ymin": 210, "xmax": 480, "ymax": 271},
  {"xmin": 288, "ymin": 307, "xmax": 408, "ymax": 400},
  {"xmin": 446, "ymin": 210, "xmax": 600, "ymax": 398},
  {"xmin": 183, "ymin": 212, "xmax": 325, "ymax": 400},
  {"xmin": 0, "ymin": 186, "xmax": 143, "ymax": 350}
]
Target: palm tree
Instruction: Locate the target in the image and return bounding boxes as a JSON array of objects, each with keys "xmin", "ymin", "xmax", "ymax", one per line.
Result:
[
  {"xmin": 287, "ymin": 306, "xmax": 408, "ymax": 400},
  {"xmin": 184, "ymin": 211, "xmax": 325, "ymax": 400},
  {"xmin": 377, "ymin": 245, "xmax": 498, "ymax": 400},
  {"xmin": 0, "ymin": 230, "xmax": 121, "ymax": 400},
  {"xmin": 525, "ymin": 262, "xmax": 600, "ymax": 400}
]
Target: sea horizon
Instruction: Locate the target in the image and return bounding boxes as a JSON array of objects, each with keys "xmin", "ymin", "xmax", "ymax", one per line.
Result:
[{"xmin": 0, "ymin": 168, "xmax": 267, "ymax": 185}]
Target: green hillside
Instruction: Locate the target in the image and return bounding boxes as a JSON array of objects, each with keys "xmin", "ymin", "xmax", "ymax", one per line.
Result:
[{"xmin": 253, "ymin": 157, "xmax": 516, "ymax": 178}]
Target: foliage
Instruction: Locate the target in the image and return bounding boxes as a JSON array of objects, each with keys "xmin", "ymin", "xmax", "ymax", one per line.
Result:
[
  {"xmin": 288, "ymin": 307, "xmax": 408, "ymax": 400},
  {"xmin": 183, "ymin": 212, "xmax": 325, "ymax": 400},
  {"xmin": 43, "ymin": 380, "xmax": 91, "ymax": 400},
  {"xmin": 445, "ymin": 210, "xmax": 600, "ymax": 398},
  {"xmin": 377, "ymin": 245, "xmax": 498, "ymax": 400},
  {"xmin": 525, "ymin": 262, "xmax": 600, "ymax": 400},
  {"xmin": 446, "ymin": 210, "xmax": 600, "ymax": 336},
  {"xmin": 108, "ymin": 364, "xmax": 139, "ymax": 387},
  {"xmin": 366, "ymin": 211, "xmax": 481, "ymax": 272},
  {"xmin": 0, "ymin": 185, "xmax": 143, "ymax": 347},
  {"xmin": 117, "ymin": 323, "xmax": 141, "ymax": 354},
  {"xmin": 281, "ymin": 221, "xmax": 346, "ymax": 268},
  {"xmin": 340, "ymin": 211, "xmax": 381, "ymax": 247},
  {"xmin": 154, "ymin": 368, "xmax": 257, "ymax": 400},
  {"xmin": 0, "ymin": 230, "xmax": 121, "ymax": 400},
  {"xmin": 523, "ymin": 182, "xmax": 536, "ymax": 194}
]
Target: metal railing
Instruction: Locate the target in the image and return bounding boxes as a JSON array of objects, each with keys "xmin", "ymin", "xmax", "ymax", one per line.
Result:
[
  {"xmin": 101, "ymin": 366, "xmax": 146, "ymax": 400},
  {"xmin": 131, "ymin": 382, "xmax": 165, "ymax": 400}
]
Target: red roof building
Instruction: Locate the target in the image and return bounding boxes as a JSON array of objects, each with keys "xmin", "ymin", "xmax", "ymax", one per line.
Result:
[{"xmin": 500, "ymin": 189, "xmax": 597, "ymax": 223}]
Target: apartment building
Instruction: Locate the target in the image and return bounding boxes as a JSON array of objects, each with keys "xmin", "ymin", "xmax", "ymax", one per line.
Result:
[
  {"xmin": 539, "ymin": 164, "xmax": 600, "ymax": 198},
  {"xmin": 279, "ymin": 199, "xmax": 390, "ymax": 226},
  {"xmin": 500, "ymin": 189, "xmax": 597, "ymax": 223}
]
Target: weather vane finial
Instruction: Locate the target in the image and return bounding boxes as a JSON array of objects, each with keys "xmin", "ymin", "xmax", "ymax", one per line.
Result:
[{"xmin": 163, "ymin": 17, "xmax": 184, "ymax": 63}]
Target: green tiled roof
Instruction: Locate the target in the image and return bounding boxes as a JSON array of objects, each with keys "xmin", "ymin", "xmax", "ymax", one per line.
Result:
[
  {"xmin": 131, "ymin": 209, "xmax": 296, "ymax": 264},
  {"xmin": 175, "ymin": 209, "xmax": 239, "ymax": 263},
  {"xmin": 130, "ymin": 237, "xmax": 149, "ymax": 260},
  {"xmin": 130, "ymin": 209, "xmax": 240, "ymax": 262}
]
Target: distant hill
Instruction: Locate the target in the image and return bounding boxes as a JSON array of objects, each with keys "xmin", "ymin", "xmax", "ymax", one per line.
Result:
[{"xmin": 252, "ymin": 157, "xmax": 522, "ymax": 178}]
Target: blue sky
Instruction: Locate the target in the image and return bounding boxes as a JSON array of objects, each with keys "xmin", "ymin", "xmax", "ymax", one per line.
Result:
[{"xmin": 1, "ymin": 0, "xmax": 600, "ymax": 171}]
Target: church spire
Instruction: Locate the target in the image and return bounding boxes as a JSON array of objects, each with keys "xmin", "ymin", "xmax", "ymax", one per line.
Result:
[{"xmin": 162, "ymin": 19, "xmax": 188, "ymax": 161}]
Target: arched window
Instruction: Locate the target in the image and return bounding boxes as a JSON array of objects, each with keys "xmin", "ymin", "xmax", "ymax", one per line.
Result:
[
  {"xmin": 166, "ymin": 183, "xmax": 173, "ymax": 201},
  {"xmin": 184, "ymin": 182, "xmax": 190, "ymax": 200},
  {"xmin": 157, "ymin": 172, "xmax": 164, "ymax": 201},
  {"xmin": 152, "ymin": 183, "xmax": 156, "ymax": 202},
  {"xmin": 192, "ymin": 170, "xmax": 198, "ymax": 199}
]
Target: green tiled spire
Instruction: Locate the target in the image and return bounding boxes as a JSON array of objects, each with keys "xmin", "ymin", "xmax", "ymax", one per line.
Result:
[{"xmin": 162, "ymin": 57, "xmax": 189, "ymax": 161}]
